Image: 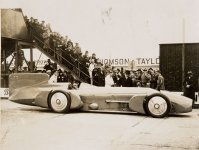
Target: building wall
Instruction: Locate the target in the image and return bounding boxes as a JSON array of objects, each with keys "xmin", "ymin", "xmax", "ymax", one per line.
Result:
[{"xmin": 160, "ymin": 43, "xmax": 199, "ymax": 91}]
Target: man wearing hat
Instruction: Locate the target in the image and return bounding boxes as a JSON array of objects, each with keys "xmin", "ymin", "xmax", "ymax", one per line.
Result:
[
  {"xmin": 156, "ymin": 70, "xmax": 165, "ymax": 91},
  {"xmin": 121, "ymin": 70, "xmax": 133, "ymax": 87},
  {"xmin": 183, "ymin": 71, "xmax": 196, "ymax": 102},
  {"xmin": 43, "ymin": 59, "xmax": 54, "ymax": 72},
  {"xmin": 141, "ymin": 68, "xmax": 151, "ymax": 87}
]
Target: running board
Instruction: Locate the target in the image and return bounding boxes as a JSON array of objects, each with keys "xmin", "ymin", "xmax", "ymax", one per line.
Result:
[{"xmin": 105, "ymin": 100, "xmax": 129, "ymax": 103}]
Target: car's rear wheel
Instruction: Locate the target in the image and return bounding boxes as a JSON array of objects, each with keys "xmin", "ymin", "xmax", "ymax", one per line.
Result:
[
  {"xmin": 144, "ymin": 93, "xmax": 171, "ymax": 118},
  {"xmin": 48, "ymin": 90, "xmax": 71, "ymax": 113}
]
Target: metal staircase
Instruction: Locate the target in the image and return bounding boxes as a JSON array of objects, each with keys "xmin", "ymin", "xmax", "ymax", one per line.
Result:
[{"xmin": 29, "ymin": 26, "xmax": 91, "ymax": 83}]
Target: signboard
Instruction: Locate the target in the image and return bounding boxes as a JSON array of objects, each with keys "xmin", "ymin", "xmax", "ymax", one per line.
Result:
[
  {"xmin": 100, "ymin": 57, "xmax": 159, "ymax": 69},
  {"xmin": 0, "ymin": 88, "xmax": 9, "ymax": 98}
]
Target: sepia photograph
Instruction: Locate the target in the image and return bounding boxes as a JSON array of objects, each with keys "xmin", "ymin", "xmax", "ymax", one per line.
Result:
[{"xmin": 1, "ymin": 0, "xmax": 199, "ymax": 149}]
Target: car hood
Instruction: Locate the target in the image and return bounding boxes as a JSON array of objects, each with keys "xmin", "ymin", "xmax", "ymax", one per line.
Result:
[{"xmin": 160, "ymin": 90, "xmax": 192, "ymax": 113}]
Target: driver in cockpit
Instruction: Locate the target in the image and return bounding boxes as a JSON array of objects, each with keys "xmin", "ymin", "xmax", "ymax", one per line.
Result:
[{"xmin": 68, "ymin": 80, "xmax": 81, "ymax": 90}]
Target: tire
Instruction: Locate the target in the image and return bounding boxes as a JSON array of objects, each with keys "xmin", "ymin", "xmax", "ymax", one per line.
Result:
[
  {"xmin": 144, "ymin": 93, "xmax": 171, "ymax": 118},
  {"xmin": 48, "ymin": 90, "xmax": 71, "ymax": 113}
]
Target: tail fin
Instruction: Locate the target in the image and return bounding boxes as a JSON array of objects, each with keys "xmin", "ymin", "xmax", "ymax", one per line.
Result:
[{"xmin": 9, "ymin": 73, "xmax": 48, "ymax": 95}]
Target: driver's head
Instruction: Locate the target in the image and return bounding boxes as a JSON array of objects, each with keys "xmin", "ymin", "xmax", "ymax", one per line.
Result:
[
  {"xmin": 68, "ymin": 80, "xmax": 80, "ymax": 90},
  {"xmin": 74, "ymin": 80, "xmax": 81, "ymax": 88}
]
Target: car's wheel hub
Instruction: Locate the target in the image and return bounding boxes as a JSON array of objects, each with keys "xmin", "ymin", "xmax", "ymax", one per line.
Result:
[
  {"xmin": 148, "ymin": 96, "xmax": 167, "ymax": 116},
  {"xmin": 154, "ymin": 103, "xmax": 160, "ymax": 109},
  {"xmin": 56, "ymin": 99, "xmax": 61, "ymax": 105}
]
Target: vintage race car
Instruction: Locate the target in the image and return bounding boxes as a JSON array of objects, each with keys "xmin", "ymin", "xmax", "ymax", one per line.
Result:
[{"xmin": 9, "ymin": 73, "xmax": 192, "ymax": 118}]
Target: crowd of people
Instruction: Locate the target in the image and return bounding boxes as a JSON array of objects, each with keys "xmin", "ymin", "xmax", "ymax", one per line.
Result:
[
  {"xmin": 42, "ymin": 58, "xmax": 165, "ymax": 91},
  {"xmin": 24, "ymin": 16, "xmax": 103, "ymax": 83},
  {"xmin": 105, "ymin": 67, "xmax": 165, "ymax": 90}
]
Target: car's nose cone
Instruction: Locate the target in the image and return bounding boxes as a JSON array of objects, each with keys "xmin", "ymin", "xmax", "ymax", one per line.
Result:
[{"xmin": 160, "ymin": 90, "xmax": 192, "ymax": 113}]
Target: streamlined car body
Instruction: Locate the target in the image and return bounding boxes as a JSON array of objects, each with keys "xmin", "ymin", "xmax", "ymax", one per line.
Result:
[{"xmin": 9, "ymin": 73, "xmax": 192, "ymax": 118}]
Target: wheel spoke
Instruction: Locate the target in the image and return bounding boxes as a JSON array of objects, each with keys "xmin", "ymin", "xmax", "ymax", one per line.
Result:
[
  {"xmin": 157, "ymin": 108, "xmax": 163, "ymax": 114},
  {"xmin": 149, "ymin": 101, "xmax": 154, "ymax": 109},
  {"xmin": 160, "ymin": 105, "xmax": 166, "ymax": 114},
  {"xmin": 150, "ymin": 99, "xmax": 155, "ymax": 105}
]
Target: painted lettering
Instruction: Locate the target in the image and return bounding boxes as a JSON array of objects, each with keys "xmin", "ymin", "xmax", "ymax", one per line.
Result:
[
  {"xmin": 115, "ymin": 59, "xmax": 119, "ymax": 65},
  {"xmin": 104, "ymin": 59, "xmax": 108, "ymax": 64},
  {"xmin": 151, "ymin": 58, "xmax": 155, "ymax": 64},
  {"xmin": 99, "ymin": 58, "xmax": 159, "ymax": 67},
  {"xmin": 146, "ymin": 58, "xmax": 150, "ymax": 64},
  {"xmin": 137, "ymin": 58, "xmax": 141, "ymax": 64},
  {"xmin": 141, "ymin": 58, "xmax": 145, "ymax": 64},
  {"xmin": 125, "ymin": 59, "xmax": 130, "ymax": 64},
  {"xmin": 109, "ymin": 59, "xmax": 114, "ymax": 65},
  {"xmin": 119, "ymin": 59, "xmax": 123, "ymax": 65}
]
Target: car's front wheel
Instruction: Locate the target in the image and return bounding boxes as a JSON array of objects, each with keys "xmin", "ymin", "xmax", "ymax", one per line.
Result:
[
  {"xmin": 48, "ymin": 90, "xmax": 71, "ymax": 113},
  {"xmin": 144, "ymin": 93, "xmax": 171, "ymax": 118}
]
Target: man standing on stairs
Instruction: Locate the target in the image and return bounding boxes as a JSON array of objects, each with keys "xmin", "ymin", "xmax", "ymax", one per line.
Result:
[
  {"xmin": 44, "ymin": 59, "xmax": 54, "ymax": 72},
  {"xmin": 73, "ymin": 43, "xmax": 82, "ymax": 59},
  {"xmin": 73, "ymin": 43, "xmax": 82, "ymax": 76},
  {"xmin": 14, "ymin": 45, "xmax": 25, "ymax": 71}
]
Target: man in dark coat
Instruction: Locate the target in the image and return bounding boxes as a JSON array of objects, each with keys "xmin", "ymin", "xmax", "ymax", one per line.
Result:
[
  {"xmin": 92, "ymin": 67, "xmax": 99, "ymax": 86},
  {"xmin": 97, "ymin": 67, "xmax": 105, "ymax": 86},
  {"xmin": 67, "ymin": 71, "xmax": 75, "ymax": 84},
  {"xmin": 183, "ymin": 71, "xmax": 196, "ymax": 102},
  {"xmin": 121, "ymin": 70, "xmax": 133, "ymax": 87},
  {"xmin": 57, "ymin": 70, "xmax": 67, "ymax": 82},
  {"xmin": 43, "ymin": 59, "xmax": 54, "ymax": 72}
]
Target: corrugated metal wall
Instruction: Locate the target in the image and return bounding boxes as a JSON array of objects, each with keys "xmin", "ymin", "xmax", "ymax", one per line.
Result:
[
  {"xmin": 185, "ymin": 44, "xmax": 199, "ymax": 76},
  {"xmin": 160, "ymin": 43, "xmax": 199, "ymax": 91}
]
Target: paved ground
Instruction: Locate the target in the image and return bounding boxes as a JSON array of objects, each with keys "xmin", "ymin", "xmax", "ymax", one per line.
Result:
[{"xmin": 1, "ymin": 99, "xmax": 199, "ymax": 150}]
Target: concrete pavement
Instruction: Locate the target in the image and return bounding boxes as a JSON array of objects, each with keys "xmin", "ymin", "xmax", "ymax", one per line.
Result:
[{"xmin": 1, "ymin": 99, "xmax": 199, "ymax": 150}]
